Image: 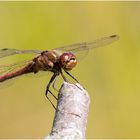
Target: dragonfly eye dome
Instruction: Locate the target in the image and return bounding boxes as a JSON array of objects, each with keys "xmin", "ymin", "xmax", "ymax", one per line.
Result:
[{"xmin": 59, "ymin": 52, "xmax": 77, "ymax": 71}]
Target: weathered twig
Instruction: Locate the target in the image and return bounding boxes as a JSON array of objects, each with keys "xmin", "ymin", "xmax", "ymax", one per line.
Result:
[{"xmin": 46, "ymin": 82, "xmax": 90, "ymax": 139}]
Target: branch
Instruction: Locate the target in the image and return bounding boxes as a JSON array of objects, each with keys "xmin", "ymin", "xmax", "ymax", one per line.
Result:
[{"xmin": 46, "ymin": 82, "xmax": 90, "ymax": 139}]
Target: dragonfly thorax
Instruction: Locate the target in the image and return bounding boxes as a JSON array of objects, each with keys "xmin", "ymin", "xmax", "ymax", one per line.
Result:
[{"xmin": 32, "ymin": 50, "xmax": 60, "ymax": 73}]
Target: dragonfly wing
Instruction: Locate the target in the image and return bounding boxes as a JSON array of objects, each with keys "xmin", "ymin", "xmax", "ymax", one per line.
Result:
[
  {"xmin": 55, "ymin": 35, "xmax": 119, "ymax": 54},
  {"xmin": 0, "ymin": 48, "xmax": 42, "ymax": 58},
  {"xmin": 0, "ymin": 60, "xmax": 32, "ymax": 76},
  {"xmin": 72, "ymin": 49, "xmax": 89, "ymax": 62}
]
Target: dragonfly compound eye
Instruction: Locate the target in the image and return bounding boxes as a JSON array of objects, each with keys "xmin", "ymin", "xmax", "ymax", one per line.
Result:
[{"xmin": 59, "ymin": 52, "xmax": 77, "ymax": 71}]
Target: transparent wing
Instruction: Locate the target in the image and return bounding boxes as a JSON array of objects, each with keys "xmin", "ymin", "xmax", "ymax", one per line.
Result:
[
  {"xmin": 0, "ymin": 60, "xmax": 32, "ymax": 76},
  {"xmin": 0, "ymin": 48, "xmax": 42, "ymax": 58},
  {"xmin": 55, "ymin": 35, "xmax": 119, "ymax": 54}
]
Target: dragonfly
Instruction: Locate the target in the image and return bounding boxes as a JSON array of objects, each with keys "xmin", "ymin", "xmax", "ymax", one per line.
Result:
[{"xmin": 0, "ymin": 35, "xmax": 119, "ymax": 108}]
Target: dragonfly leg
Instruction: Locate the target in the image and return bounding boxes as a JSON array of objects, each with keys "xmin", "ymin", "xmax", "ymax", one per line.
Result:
[
  {"xmin": 45, "ymin": 73, "xmax": 58, "ymax": 109},
  {"xmin": 46, "ymin": 92, "xmax": 57, "ymax": 110},
  {"xmin": 52, "ymin": 76, "xmax": 59, "ymax": 92},
  {"xmin": 64, "ymin": 70, "xmax": 79, "ymax": 83},
  {"xmin": 60, "ymin": 70, "xmax": 68, "ymax": 82},
  {"xmin": 64, "ymin": 70, "xmax": 84, "ymax": 90}
]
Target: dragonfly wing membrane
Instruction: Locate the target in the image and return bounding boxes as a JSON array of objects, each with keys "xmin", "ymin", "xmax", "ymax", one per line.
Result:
[
  {"xmin": 0, "ymin": 48, "xmax": 41, "ymax": 58},
  {"xmin": 0, "ymin": 60, "xmax": 32, "ymax": 76},
  {"xmin": 55, "ymin": 35, "xmax": 119, "ymax": 53},
  {"xmin": 86, "ymin": 35, "xmax": 119, "ymax": 50}
]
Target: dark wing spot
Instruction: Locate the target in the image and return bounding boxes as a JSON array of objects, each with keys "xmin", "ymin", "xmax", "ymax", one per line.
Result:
[
  {"xmin": 2, "ymin": 48, "xmax": 8, "ymax": 51},
  {"xmin": 110, "ymin": 35, "xmax": 117, "ymax": 38}
]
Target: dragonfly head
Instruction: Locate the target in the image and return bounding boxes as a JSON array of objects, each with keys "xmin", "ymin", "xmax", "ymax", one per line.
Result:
[{"xmin": 59, "ymin": 52, "xmax": 77, "ymax": 71}]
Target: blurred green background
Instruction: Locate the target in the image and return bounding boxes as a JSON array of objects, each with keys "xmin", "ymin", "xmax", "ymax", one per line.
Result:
[{"xmin": 0, "ymin": 1, "xmax": 140, "ymax": 139}]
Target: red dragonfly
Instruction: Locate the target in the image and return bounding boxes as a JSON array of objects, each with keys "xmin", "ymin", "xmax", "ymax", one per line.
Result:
[{"xmin": 0, "ymin": 35, "xmax": 119, "ymax": 108}]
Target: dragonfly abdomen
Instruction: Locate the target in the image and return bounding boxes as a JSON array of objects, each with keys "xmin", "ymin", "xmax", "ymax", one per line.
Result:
[{"xmin": 0, "ymin": 63, "xmax": 33, "ymax": 82}]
